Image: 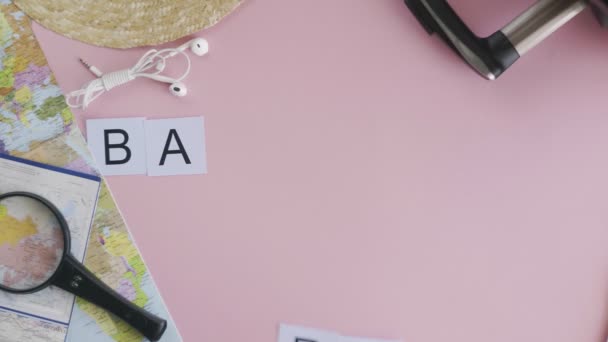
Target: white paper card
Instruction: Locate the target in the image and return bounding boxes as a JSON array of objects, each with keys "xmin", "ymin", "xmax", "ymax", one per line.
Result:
[
  {"xmin": 341, "ymin": 336, "xmax": 402, "ymax": 342},
  {"xmin": 145, "ymin": 116, "xmax": 207, "ymax": 176},
  {"xmin": 278, "ymin": 324, "xmax": 402, "ymax": 342},
  {"xmin": 86, "ymin": 118, "xmax": 147, "ymax": 176},
  {"xmin": 279, "ymin": 324, "xmax": 339, "ymax": 342}
]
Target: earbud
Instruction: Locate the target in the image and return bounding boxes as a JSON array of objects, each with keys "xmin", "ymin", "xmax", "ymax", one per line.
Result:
[
  {"xmin": 189, "ymin": 38, "xmax": 209, "ymax": 56},
  {"xmin": 172, "ymin": 37, "xmax": 209, "ymax": 57},
  {"xmin": 170, "ymin": 82, "xmax": 187, "ymax": 97}
]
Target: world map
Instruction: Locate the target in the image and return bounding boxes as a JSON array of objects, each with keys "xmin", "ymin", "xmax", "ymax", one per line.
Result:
[
  {"xmin": 0, "ymin": 1, "xmax": 180, "ymax": 341},
  {"xmin": 0, "ymin": 198, "xmax": 63, "ymax": 292}
]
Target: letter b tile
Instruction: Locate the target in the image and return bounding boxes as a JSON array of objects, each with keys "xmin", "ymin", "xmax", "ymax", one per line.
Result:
[{"xmin": 86, "ymin": 118, "xmax": 148, "ymax": 176}]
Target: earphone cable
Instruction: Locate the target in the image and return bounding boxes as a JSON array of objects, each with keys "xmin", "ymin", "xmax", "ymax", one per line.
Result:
[{"xmin": 67, "ymin": 48, "xmax": 192, "ymax": 110}]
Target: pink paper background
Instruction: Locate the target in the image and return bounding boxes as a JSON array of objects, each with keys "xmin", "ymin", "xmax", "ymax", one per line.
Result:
[{"xmin": 31, "ymin": 0, "xmax": 608, "ymax": 341}]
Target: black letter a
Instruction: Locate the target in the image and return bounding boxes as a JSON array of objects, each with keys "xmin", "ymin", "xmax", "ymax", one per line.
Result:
[
  {"xmin": 104, "ymin": 129, "xmax": 131, "ymax": 165},
  {"xmin": 159, "ymin": 129, "xmax": 191, "ymax": 166}
]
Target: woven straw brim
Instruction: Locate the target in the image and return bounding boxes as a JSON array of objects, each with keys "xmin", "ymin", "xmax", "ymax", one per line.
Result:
[{"xmin": 13, "ymin": 0, "xmax": 243, "ymax": 49}]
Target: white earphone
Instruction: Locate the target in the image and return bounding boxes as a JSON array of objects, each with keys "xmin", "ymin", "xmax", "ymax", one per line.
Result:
[
  {"xmin": 172, "ymin": 37, "xmax": 209, "ymax": 57},
  {"xmin": 67, "ymin": 37, "xmax": 209, "ymax": 109}
]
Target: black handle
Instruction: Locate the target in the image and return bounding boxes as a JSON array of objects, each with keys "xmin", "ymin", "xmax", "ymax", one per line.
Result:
[
  {"xmin": 404, "ymin": 0, "xmax": 519, "ymax": 80},
  {"xmin": 53, "ymin": 254, "xmax": 167, "ymax": 341}
]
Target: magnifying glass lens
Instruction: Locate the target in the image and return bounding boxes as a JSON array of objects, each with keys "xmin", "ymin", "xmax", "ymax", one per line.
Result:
[{"xmin": 0, "ymin": 195, "xmax": 64, "ymax": 291}]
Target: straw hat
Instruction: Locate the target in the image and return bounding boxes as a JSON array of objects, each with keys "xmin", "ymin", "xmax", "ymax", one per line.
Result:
[{"xmin": 13, "ymin": 0, "xmax": 243, "ymax": 49}]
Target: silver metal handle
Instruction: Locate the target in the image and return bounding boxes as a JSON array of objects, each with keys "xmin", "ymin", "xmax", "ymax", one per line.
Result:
[{"xmin": 501, "ymin": 0, "xmax": 588, "ymax": 56}]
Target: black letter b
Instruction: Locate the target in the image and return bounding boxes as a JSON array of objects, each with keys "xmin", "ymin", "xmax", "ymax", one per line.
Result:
[{"xmin": 104, "ymin": 129, "xmax": 132, "ymax": 165}]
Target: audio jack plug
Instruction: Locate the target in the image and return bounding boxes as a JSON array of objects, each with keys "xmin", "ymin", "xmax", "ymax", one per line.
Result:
[{"xmin": 79, "ymin": 58, "xmax": 103, "ymax": 77}]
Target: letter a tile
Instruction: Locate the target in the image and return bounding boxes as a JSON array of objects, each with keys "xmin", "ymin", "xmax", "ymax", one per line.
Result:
[{"xmin": 145, "ymin": 117, "xmax": 207, "ymax": 176}]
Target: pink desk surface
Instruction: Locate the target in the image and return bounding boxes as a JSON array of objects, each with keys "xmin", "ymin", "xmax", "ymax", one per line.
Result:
[{"xmin": 32, "ymin": 0, "xmax": 608, "ymax": 341}]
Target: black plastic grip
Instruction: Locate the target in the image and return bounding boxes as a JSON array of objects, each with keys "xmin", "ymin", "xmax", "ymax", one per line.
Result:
[
  {"xmin": 53, "ymin": 254, "xmax": 167, "ymax": 341},
  {"xmin": 404, "ymin": 0, "xmax": 519, "ymax": 79}
]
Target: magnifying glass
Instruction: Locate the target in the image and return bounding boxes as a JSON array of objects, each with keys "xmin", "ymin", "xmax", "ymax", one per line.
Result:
[{"xmin": 0, "ymin": 192, "xmax": 166, "ymax": 341}]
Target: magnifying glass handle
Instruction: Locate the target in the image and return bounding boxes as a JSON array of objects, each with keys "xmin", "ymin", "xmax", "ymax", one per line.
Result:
[{"xmin": 53, "ymin": 254, "xmax": 167, "ymax": 341}]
